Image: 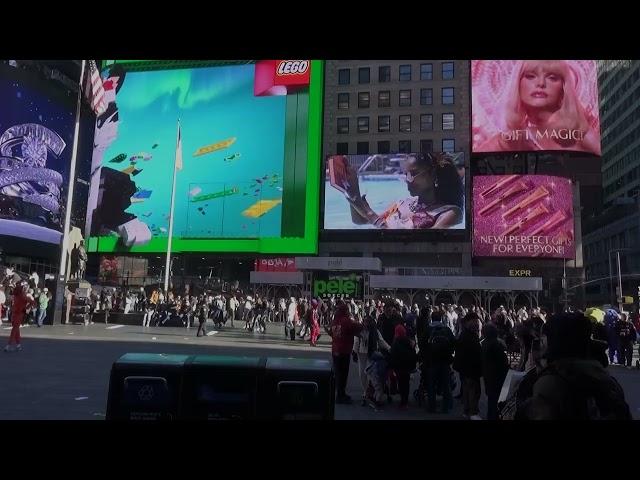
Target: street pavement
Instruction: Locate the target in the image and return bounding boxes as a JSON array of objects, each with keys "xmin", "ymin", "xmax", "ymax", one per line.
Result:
[{"xmin": 0, "ymin": 319, "xmax": 638, "ymax": 420}]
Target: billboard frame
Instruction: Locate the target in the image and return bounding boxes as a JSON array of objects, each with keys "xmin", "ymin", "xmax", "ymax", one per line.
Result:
[{"xmin": 87, "ymin": 60, "xmax": 324, "ymax": 255}]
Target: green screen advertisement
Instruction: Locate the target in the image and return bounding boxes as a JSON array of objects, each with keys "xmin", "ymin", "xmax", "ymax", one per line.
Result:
[{"xmin": 85, "ymin": 60, "xmax": 323, "ymax": 254}]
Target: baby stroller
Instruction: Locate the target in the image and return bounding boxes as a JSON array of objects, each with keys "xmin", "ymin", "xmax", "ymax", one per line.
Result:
[{"xmin": 365, "ymin": 351, "xmax": 389, "ymax": 408}]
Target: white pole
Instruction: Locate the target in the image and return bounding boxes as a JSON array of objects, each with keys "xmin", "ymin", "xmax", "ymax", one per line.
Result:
[
  {"xmin": 53, "ymin": 60, "xmax": 86, "ymax": 325},
  {"xmin": 164, "ymin": 119, "xmax": 180, "ymax": 293},
  {"xmin": 617, "ymin": 250, "xmax": 623, "ymax": 312},
  {"xmin": 59, "ymin": 60, "xmax": 86, "ymax": 279}
]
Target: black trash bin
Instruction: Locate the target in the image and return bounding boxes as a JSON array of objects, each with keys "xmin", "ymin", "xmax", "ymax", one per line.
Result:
[
  {"xmin": 179, "ymin": 355, "xmax": 266, "ymax": 420},
  {"xmin": 258, "ymin": 357, "xmax": 335, "ymax": 420},
  {"xmin": 106, "ymin": 353, "xmax": 189, "ymax": 421}
]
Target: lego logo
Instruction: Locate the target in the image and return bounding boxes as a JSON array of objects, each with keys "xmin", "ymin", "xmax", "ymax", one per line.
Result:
[{"xmin": 277, "ymin": 60, "xmax": 309, "ymax": 76}]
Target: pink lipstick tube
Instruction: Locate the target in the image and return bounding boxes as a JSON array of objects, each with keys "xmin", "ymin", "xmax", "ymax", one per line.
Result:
[
  {"xmin": 480, "ymin": 175, "xmax": 519, "ymax": 199},
  {"xmin": 500, "ymin": 204, "xmax": 549, "ymax": 236},
  {"xmin": 478, "ymin": 181, "xmax": 529, "ymax": 216},
  {"xmin": 502, "ymin": 185, "xmax": 550, "ymax": 220}
]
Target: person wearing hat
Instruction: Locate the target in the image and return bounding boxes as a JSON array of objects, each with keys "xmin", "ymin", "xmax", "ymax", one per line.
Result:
[{"xmin": 37, "ymin": 288, "xmax": 50, "ymax": 327}]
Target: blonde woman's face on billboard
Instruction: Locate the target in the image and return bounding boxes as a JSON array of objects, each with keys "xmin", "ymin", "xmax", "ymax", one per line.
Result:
[{"xmin": 519, "ymin": 63, "xmax": 564, "ymax": 110}]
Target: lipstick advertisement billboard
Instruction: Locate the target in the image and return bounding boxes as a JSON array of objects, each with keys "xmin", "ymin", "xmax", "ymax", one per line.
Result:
[
  {"xmin": 471, "ymin": 60, "xmax": 601, "ymax": 156},
  {"xmin": 473, "ymin": 175, "xmax": 575, "ymax": 259}
]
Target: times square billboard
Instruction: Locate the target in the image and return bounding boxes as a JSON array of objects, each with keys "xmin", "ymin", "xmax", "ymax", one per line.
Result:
[
  {"xmin": 472, "ymin": 175, "xmax": 575, "ymax": 259},
  {"xmin": 471, "ymin": 60, "xmax": 601, "ymax": 156}
]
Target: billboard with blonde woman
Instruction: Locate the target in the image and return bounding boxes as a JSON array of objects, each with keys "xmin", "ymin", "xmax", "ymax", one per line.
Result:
[{"xmin": 472, "ymin": 60, "xmax": 601, "ymax": 156}]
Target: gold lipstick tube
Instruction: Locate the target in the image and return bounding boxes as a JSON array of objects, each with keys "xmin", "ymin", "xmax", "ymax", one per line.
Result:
[
  {"xmin": 478, "ymin": 181, "xmax": 529, "ymax": 216},
  {"xmin": 502, "ymin": 185, "xmax": 550, "ymax": 220}
]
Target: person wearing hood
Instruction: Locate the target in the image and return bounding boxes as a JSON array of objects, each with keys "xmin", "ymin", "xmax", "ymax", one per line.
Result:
[
  {"xmin": 389, "ymin": 324, "xmax": 418, "ymax": 409},
  {"xmin": 327, "ymin": 301, "xmax": 363, "ymax": 404},
  {"xmin": 453, "ymin": 312, "xmax": 483, "ymax": 420},
  {"xmin": 481, "ymin": 323, "xmax": 509, "ymax": 420},
  {"xmin": 519, "ymin": 312, "xmax": 632, "ymax": 420}
]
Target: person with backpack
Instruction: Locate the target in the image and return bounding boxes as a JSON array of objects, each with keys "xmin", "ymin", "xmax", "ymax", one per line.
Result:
[
  {"xmin": 519, "ymin": 312, "xmax": 632, "ymax": 420},
  {"xmin": 616, "ymin": 313, "xmax": 637, "ymax": 368},
  {"xmin": 424, "ymin": 310, "xmax": 456, "ymax": 414},
  {"xmin": 389, "ymin": 324, "xmax": 418, "ymax": 409},
  {"xmin": 481, "ymin": 323, "xmax": 509, "ymax": 420},
  {"xmin": 453, "ymin": 312, "xmax": 483, "ymax": 420}
]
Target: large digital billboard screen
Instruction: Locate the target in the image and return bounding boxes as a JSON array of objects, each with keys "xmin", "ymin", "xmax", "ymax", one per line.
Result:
[
  {"xmin": 323, "ymin": 152, "xmax": 465, "ymax": 230},
  {"xmin": 0, "ymin": 64, "xmax": 75, "ymax": 244},
  {"xmin": 472, "ymin": 60, "xmax": 601, "ymax": 156},
  {"xmin": 86, "ymin": 60, "xmax": 323, "ymax": 254},
  {"xmin": 472, "ymin": 175, "xmax": 575, "ymax": 259}
]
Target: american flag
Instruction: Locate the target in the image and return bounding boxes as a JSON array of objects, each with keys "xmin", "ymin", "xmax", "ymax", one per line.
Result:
[{"xmin": 84, "ymin": 60, "xmax": 106, "ymax": 115}]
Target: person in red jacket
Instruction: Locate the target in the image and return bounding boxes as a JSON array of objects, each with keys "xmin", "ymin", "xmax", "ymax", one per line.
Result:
[
  {"xmin": 5, "ymin": 284, "xmax": 33, "ymax": 352},
  {"xmin": 326, "ymin": 300, "xmax": 363, "ymax": 404}
]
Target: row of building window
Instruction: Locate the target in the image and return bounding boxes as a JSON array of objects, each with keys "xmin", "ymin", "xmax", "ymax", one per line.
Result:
[
  {"xmin": 600, "ymin": 69, "xmax": 640, "ymax": 134},
  {"xmin": 603, "ymin": 142, "xmax": 640, "ymax": 183},
  {"xmin": 336, "ymin": 113, "xmax": 455, "ymax": 134},
  {"xmin": 599, "ymin": 64, "xmax": 640, "ymax": 110},
  {"xmin": 335, "ymin": 139, "xmax": 455, "ymax": 155},
  {"xmin": 585, "ymin": 228, "xmax": 638, "ymax": 261},
  {"xmin": 338, "ymin": 62, "xmax": 455, "ymax": 85},
  {"xmin": 605, "ymin": 116, "xmax": 640, "ymax": 161},
  {"xmin": 602, "ymin": 91, "xmax": 640, "ymax": 155},
  {"xmin": 337, "ymin": 88, "xmax": 454, "ymax": 108}
]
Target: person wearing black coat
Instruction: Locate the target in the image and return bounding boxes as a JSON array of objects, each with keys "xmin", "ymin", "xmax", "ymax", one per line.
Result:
[
  {"xmin": 481, "ymin": 323, "xmax": 509, "ymax": 420},
  {"xmin": 378, "ymin": 302, "xmax": 403, "ymax": 347},
  {"xmin": 453, "ymin": 312, "xmax": 483, "ymax": 419},
  {"xmin": 389, "ymin": 324, "xmax": 417, "ymax": 408}
]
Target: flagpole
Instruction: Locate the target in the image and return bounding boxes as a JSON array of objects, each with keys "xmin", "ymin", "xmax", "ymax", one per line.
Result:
[
  {"xmin": 53, "ymin": 59, "xmax": 87, "ymax": 325},
  {"xmin": 164, "ymin": 119, "xmax": 180, "ymax": 294}
]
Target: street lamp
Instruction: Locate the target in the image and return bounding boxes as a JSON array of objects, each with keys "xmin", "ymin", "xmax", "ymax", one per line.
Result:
[{"xmin": 608, "ymin": 247, "xmax": 632, "ymax": 311}]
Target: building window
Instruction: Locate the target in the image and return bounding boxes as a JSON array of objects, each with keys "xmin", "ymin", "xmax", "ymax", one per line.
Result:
[
  {"xmin": 378, "ymin": 66, "xmax": 390, "ymax": 82},
  {"xmin": 357, "ymin": 116, "xmax": 369, "ymax": 133},
  {"xmin": 337, "ymin": 93, "xmax": 349, "ymax": 110},
  {"xmin": 358, "ymin": 67, "xmax": 370, "ymax": 84},
  {"xmin": 399, "ymin": 64, "xmax": 411, "ymax": 81},
  {"xmin": 378, "ymin": 90, "xmax": 390, "ymax": 107},
  {"xmin": 442, "ymin": 62, "xmax": 454, "ymax": 80},
  {"xmin": 442, "ymin": 113, "xmax": 455, "ymax": 130},
  {"xmin": 336, "ymin": 142, "xmax": 348, "ymax": 155},
  {"xmin": 399, "ymin": 115, "xmax": 411, "ymax": 133},
  {"xmin": 420, "ymin": 63, "xmax": 433, "ymax": 80},
  {"xmin": 442, "ymin": 139, "xmax": 455, "ymax": 152},
  {"xmin": 357, "ymin": 141, "xmax": 369, "ymax": 155},
  {"xmin": 338, "ymin": 69, "xmax": 350, "ymax": 85},
  {"xmin": 420, "ymin": 139, "xmax": 433, "ymax": 153},
  {"xmin": 377, "ymin": 140, "xmax": 390, "ymax": 154},
  {"xmin": 420, "ymin": 88, "xmax": 433, "ymax": 105},
  {"xmin": 378, "ymin": 115, "xmax": 390, "ymax": 132},
  {"xmin": 399, "ymin": 89, "xmax": 411, "ymax": 107},
  {"xmin": 398, "ymin": 140, "xmax": 412, "ymax": 153},
  {"xmin": 442, "ymin": 87, "xmax": 454, "ymax": 105},
  {"xmin": 420, "ymin": 114, "xmax": 433, "ymax": 131},
  {"xmin": 337, "ymin": 117, "xmax": 349, "ymax": 134},
  {"xmin": 358, "ymin": 92, "xmax": 370, "ymax": 108}
]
